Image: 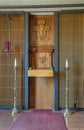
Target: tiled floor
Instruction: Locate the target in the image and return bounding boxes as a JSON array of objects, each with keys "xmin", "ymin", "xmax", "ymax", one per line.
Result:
[
  {"xmin": 65, "ymin": 111, "xmax": 84, "ymax": 130},
  {"xmin": 0, "ymin": 110, "xmax": 84, "ymax": 130}
]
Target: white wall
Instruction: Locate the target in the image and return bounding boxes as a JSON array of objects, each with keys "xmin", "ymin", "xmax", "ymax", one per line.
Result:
[{"xmin": 0, "ymin": 0, "xmax": 84, "ymax": 6}]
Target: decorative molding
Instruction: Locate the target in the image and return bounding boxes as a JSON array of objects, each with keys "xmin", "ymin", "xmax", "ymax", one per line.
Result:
[
  {"xmin": 29, "ymin": 46, "xmax": 54, "ymax": 52},
  {"xmin": 0, "ymin": 4, "xmax": 84, "ymax": 9}
]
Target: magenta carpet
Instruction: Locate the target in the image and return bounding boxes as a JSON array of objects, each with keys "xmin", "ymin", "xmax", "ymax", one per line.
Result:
[{"xmin": 9, "ymin": 109, "xmax": 67, "ymax": 130}]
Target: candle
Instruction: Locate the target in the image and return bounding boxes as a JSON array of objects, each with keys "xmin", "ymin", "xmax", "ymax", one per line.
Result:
[
  {"xmin": 5, "ymin": 41, "xmax": 10, "ymax": 51},
  {"xmin": 14, "ymin": 58, "xmax": 17, "ymax": 67},
  {"xmin": 65, "ymin": 58, "xmax": 69, "ymax": 68}
]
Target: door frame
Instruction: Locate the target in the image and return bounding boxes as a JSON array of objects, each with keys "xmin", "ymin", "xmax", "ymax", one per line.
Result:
[{"xmin": 24, "ymin": 12, "xmax": 59, "ymax": 110}]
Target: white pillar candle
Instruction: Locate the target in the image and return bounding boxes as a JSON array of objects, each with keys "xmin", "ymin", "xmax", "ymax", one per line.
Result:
[
  {"xmin": 14, "ymin": 58, "xmax": 17, "ymax": 67},
  {"xmin": 65, "ymin": 58, "xmax": 69, "ymax": 67}
]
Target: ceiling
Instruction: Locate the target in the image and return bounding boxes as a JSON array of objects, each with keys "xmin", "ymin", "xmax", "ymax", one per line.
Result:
[
  {"xmin": 0, "ymin": 0, "xmax": 84, "ymax": 6},
  {"xmin": 0, "ymin": 0, "xmax": 84, "ymax": 12}
]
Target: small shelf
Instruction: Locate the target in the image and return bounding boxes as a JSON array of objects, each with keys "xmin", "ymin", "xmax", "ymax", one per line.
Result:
[{"xmin": 28, "ymin": 70, "xmax": 54, "ymax": 77}]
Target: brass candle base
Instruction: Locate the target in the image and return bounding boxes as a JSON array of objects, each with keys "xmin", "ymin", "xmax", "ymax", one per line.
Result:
[
  {"xmin": 12, "ymin": 107, "xmax": 18, "ymax": 116},
  {"xmin": 64, "ymin": 108, "xmax": 72, "ymax": 116}
]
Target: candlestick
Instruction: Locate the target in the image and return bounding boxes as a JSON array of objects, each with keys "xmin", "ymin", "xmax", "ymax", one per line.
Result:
[
  {"xmin": 12, "ymin": 66, "xmax": 18, "ymax": 116},
  {"xmin": 65, "ymin": 58, "xmax": 69, "ymax": 68},
  {"xmin": 64, "ymin": 65, "xmax": 72, "ymax": 116}
]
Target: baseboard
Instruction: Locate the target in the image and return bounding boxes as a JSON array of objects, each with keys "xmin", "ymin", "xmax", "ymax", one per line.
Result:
[
  {"xmin": 0, "ymin": 106, "xmax": 84, "ymax": 111},
  {"xmin": 0, "ymin": 105, "xmax": 24, "ymax": 110},
  {"xmin": 59, "ymin": 107, "xmax": 84, "ymax": 111}
]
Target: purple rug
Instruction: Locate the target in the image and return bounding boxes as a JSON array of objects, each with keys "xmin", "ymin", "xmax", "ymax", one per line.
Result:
[{"xmin": 9, "ymin": 109, "xmax": 67, "ymax": 130}]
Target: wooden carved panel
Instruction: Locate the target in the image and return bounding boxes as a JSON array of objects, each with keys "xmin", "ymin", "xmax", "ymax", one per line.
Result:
[
  {"xmin": 36, "ymin": 52, "xmax": 53, "ymax": 69},
  {"xmin": 29, "ymin": 15, "xmax": 54, "ymax": 46},
  {"xmin": 29, "ymin": 46, "xmax": 54, "ymax": 69}
]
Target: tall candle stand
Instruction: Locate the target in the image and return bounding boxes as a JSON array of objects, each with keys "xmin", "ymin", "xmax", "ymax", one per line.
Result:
[
  {"xmin": 12, "ymin": 60, "xmax": 18, "ymax": 116},
  {"xmin": 64, "ymin": 60, "xmax": 72, "ymax": 116}
]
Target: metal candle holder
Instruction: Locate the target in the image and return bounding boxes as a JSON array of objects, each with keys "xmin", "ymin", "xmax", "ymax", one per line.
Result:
[
  {"xmin": 12, "ymin": 65, "xmax": 18, "ymax": 116},
  {"xmin": 64, "ymin": 66, "xmax": 72, "ymax": 116}
]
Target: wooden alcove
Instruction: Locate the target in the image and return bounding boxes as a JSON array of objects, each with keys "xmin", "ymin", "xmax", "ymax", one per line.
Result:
[{"xmin": 28, "ymin": 14, "xmax": 54, "ymax": 109}]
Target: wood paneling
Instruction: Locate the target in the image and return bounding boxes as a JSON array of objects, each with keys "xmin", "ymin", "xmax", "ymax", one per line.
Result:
[
  {"xmin": 59, "ymin": 13, "xmax": 84, "ymax": 108},
  {"xmin": 35, "ymin": 77, "xmax": 54, "ymax": 108},
  {"xmin": 0, "ymin": 14, "xmax": 24, "ymax": 106}
]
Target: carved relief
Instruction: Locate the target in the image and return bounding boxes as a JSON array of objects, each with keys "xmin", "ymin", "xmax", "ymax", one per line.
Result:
[
  {"xmin": 34, "ymin": 19, "xmax": 50, "ymax": 42},
  {"xmin": 29, "ymin": 46, "xmax": 54, "ymax": 69},
  {"xmin": 29, "ymin": 15, "xmax": 54, "ymax": 46},
  {"xmin": 36, "ymin": 52, "xmax": 51, "ymax": 69}
]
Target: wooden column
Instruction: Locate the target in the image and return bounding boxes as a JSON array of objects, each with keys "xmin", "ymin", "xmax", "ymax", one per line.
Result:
[
  {"xmin": 54, "ymin": 12, "xmax": 59, "ymax": 111},
  {"xmin": 24, "ymin": 12, "xmax": 29, "ymax": 110}
]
